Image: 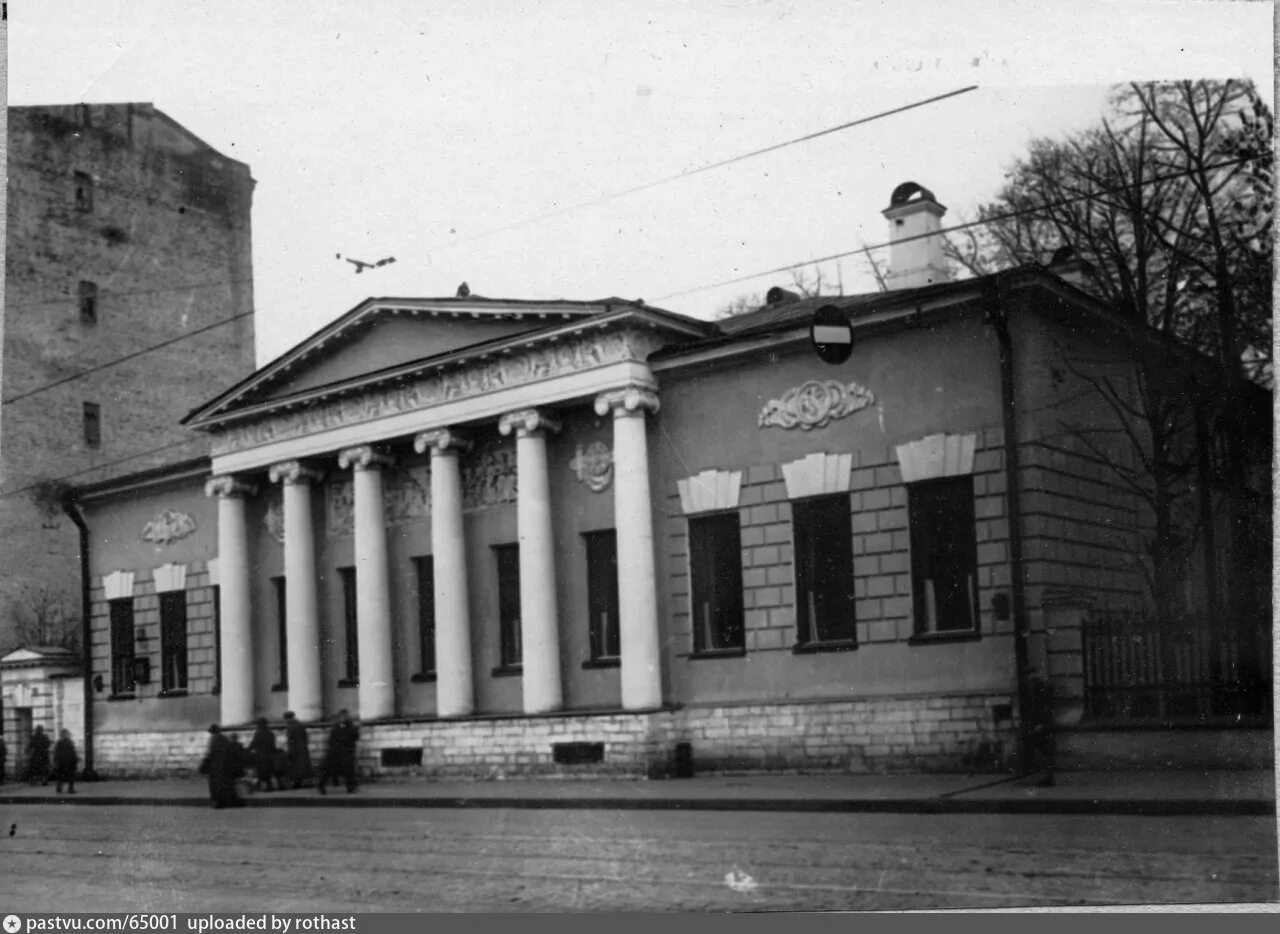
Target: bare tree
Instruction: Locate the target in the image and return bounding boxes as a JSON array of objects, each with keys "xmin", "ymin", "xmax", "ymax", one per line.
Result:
[
  {"xmin": 944, "ymin": 80, "xmax": 1273, "ymax": 621},
  {"xmin": 946, "ymin": 79, "xmax": 1271, "ymax": 380},
  {"xmin": 6, "ymin": 584, "xmax": 81, "ymax": 655}
]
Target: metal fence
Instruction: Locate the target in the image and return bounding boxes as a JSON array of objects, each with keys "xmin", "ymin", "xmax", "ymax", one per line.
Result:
[{"xmin": 1082, "ymin": 609, "xmax": 1272, "ymax": 723}]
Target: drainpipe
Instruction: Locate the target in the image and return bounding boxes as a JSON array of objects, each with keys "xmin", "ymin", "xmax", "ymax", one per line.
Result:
[
  {"xmin": 986, "ymin": 278, "xmax": 1033, "ymax": 775},
  {"xmin": 61, "ymin": 493, "xmax": 99, "ymax": 781}
]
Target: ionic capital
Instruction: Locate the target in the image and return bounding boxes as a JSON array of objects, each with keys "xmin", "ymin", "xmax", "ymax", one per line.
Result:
[
  {"xmin": 267, "ymin": 460, "xmax": 324, "ymax": 486},
  {"xmin": 204, "ymin": 475, "xmax": 258, "ymax": 499},
  {"xmin": 337, "ymin": 445, "xmax": 395, "ymax": 472},
  {"xmin": 498, "ymin": 408, "xmax": 561, "ymax": 439},
  {"xmin": 414, "ymin": 428, "xmax": 473, "ymax": 457},
  {"xmin": 594, "ymin": 384, "xmax": 661, "ymax": 419}
]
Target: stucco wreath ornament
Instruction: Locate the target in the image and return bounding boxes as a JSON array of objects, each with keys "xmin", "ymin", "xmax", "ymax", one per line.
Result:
[{"xmin": 758, "ymin": 379, "xmax": 876, "ymax": 431}]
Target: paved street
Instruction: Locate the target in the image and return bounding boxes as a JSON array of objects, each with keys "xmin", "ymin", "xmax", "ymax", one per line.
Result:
[{"xmin": 0, "ymin": 804, "xmax": 1274, "ymax": 912}]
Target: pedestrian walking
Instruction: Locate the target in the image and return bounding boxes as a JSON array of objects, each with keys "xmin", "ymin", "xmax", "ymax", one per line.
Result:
[
  {"xmin": 27, "ymin": 725, "xmax": 51, "ymax": 786},
  {"xmin": 0, "ymin": 734, "xmax": 7, "ymax": 785},
  {"xmin": 200, "ymin": 724, "xmax": 243, "ymax": 809},
  {"xmin": 248, "ymin": 717, "xmax": 282, "ymax": 792},
  {"xmin": 316, "ymin": 709, "xmax": 360, "ymax": 795},
  {"xmin": 283, "ymin": 711, "xmax": 313, "ymax": 788},
  {"xmin": 52, "ymin": 730, "xmax": 79, "ymax": 794},
  {"xmin": 1024, "ymin": 670, "xmax": 1057, "ymax": 787}
]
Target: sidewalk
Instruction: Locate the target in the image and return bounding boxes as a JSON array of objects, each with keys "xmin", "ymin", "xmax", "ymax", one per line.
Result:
[{"xmin": 1, "ymin": 769, "xmax": 1274, "ymax": 815}]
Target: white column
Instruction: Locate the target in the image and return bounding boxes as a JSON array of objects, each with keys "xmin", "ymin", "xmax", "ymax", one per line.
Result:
[
  {"xmin": 414, "ymin": 428, "xmax": 474, "ymax": 717},
  {"xmin": 498, "ymin": 408, "xmax": 563, "ymax": 714},
  {"xmin": 268, "ymin": 459, "xmax": 325, "ymax": 721},
  {"xmin": 595, "ymin": 385, "xmax": 664, "ymax": 710},
  {"xmin": 205, "ymin": 475, "xmax": 257, "ymax": 726},
  {"xmin": 337, "ymin": 445, "xmax": 397, "ymax": 721}
]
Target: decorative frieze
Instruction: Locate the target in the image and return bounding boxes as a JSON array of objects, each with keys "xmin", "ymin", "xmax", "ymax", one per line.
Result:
[
  {"xmin": 463, "ymin": 450, "xmax": 518, "ymax": 511},
  {"xmin": 758, "ymin": 379, "xmax": 876, "ymax": 431},
  {"xmin": 570, "ymin": 442, "xmax": 613, "ymax": 493},
  {"xmin": 327, "ymin": 466, "xmax": 431, "ymax": 534},
  {"xmin": 141, "ymin": 509, "xmax": 196, "ymax": 546},
  {"xmin": 211, "ymin": 330, "xmax": 666, "ymax": 456}
]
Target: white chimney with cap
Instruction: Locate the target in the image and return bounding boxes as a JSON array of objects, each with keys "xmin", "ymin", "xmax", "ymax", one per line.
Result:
[{"xmin": 881, "ymin": 182, "xmax": 950, "ymax": 289}]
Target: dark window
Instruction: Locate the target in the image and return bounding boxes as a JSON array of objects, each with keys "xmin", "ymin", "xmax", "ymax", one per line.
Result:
[
  {"xmin": 212, "ymin": 585, "xmax": 222, "ymax": 693},
  {"xmin": 83, "ymin": 402, "xmax": 101, "ymax": 448},
  {"xmin": 78, "ymin": 280, "xmax": 98, "ymax": 323},
  {"xmin": 414, "ymin": 556, "xmax": 436, "ymax": 676},
  {"xmin": 689, "ymin": 512, "xmax": 744, "ymax": 653},
  {"xmin": 339, "ymin": 567, "xmax": 358, "ymax": 684},
  {"xmin": 793, "ymin": 494, "xmax": 856, "ymax": 645},
  {"xmin": 74, "ymin": 171, "xmax": 94, "ymax": 212},
  {"xmin": 272, "ymin": 575, "xmax": 287, "ymax": 689},
  {"xmin": 909, "ymin": 476, "xmax": 980, "ymax": 634},
  {"xmin": 584, "ymin": 530, "xmax": 620, "ymax": 661},
  {"xmin": 109, "ymin": 598, "xmax": 135, "ymax": 695},
  {"xmin": 159, "ymin": 590, "xmax": 188, "ymax": 693},
  {"xmin": 494, "ymin": 544, "xmax": 521, "ymax": 669}
]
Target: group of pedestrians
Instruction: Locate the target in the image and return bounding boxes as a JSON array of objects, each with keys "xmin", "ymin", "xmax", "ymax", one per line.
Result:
[
  {"xmin": 0, "ymin": 726, "xmax": 79, "ymax": 792},
  {"xmin": 201, "ymin": 710, "xmax": 360, "ymax": 809}
]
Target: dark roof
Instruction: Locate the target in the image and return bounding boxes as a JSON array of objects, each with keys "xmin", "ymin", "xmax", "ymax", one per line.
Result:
[{"xmin": 713, "ymin": 277, "xmax": 977, "ymax": 339}]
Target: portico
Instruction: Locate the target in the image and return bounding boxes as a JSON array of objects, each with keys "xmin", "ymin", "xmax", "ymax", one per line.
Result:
[{"xmin": 188, "ymin": 298, "xmax": 710, "ymax": 725}]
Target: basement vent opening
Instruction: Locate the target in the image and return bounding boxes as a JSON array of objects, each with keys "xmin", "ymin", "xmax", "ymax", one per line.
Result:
[
  {"xmin": 380, "ymin": 747, "xmax": 423, "ymax": 767},
  {"xmin": 552, "ymin": 741, "xmax": 605, "ymax": 765}
]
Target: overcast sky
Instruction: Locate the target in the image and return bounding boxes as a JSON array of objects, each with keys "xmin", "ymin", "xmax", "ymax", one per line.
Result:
[{"xmin": 10, "ymin": 0, "xmax": 1274, "ymax": 365}]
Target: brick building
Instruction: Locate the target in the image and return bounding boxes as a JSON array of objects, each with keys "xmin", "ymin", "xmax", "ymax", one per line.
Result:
[
  {"xmin": 69, "ymin": 183, "xmax": 1272, "ymax": 778},
  {"xmin": 1, "ymin": 104, "xmax": 256, "ymax": 744}
]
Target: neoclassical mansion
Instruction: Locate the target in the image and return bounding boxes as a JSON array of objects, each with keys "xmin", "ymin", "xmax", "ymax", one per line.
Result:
[{"xmin": 57, "ymin": 186, "xmax": 1265, "ymax": 778}]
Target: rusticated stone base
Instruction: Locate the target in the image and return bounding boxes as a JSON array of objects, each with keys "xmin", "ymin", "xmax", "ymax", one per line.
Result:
[{"xmin": 91, "ymin": 692, "xmax": 1018, "ymax": 780}]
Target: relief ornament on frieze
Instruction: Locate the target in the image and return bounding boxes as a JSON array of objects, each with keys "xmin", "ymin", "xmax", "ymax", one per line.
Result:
[{"xmin": 758, "ymin": 379, "xmax": 876, "ymax": 431}]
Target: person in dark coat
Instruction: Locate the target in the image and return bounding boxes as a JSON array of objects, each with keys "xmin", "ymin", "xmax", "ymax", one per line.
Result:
[
  {"xmin": 1024, "ymin": 671, "xmax": 1057, "ymax": 787},
  {"xmin": 202, "ymin": 724, "xmax": 242, "ymax": 809},
  {"xmin": 52, "ymin": 729, "xmax": 79, "ymax": 794},
  {"xmin": 316, "ymin": 709, "xmax": 359, "ymax": 795},
  {"xmin": 283, "ymin": 711, "xmax": 313, "ymax": 788},
  {"xmin": 248, "ymin": 717, "xmax": 281, "ymax": 792},
  {"xmin": 27, "ymin": 725, "xmax": 52, "ymax": 786}
]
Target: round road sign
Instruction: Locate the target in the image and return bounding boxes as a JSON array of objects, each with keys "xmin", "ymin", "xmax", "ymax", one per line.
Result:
[{"xmin": 810, "ymin": 304, "xmax": 853, "ymax": 365}]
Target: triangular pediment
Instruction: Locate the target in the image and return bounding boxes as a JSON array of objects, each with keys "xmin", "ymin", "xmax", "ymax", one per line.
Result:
[
  {"xmin": 185, "ymin": 298, "xmax": 716, "ymax": 450},
  {"xmin": 1, "ymin": 646, "xmax": 79, "ymax": 665},
  {"xmin": 186, "ymin": 297, "xmax": 618, "ymax": 425}
]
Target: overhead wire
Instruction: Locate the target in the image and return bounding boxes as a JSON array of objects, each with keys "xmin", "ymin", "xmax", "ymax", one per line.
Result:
[
  {"xmin": 653, "ymin": 156, "xmax": 1255, "ymax": 300},
  {"xmin": 0, "ymin": 437, "xmax": 207, "ymax": 501},
  {"xmin": 1, "ymin": 86, "xmax": 982, "ymax": 404},
  {"xmin": 1, "ymin": 309, "xmax": 256, "ymax": 406},
  {"xmin": 418, "ymin": 86, "xmax": 980, "ymax": 253}
]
